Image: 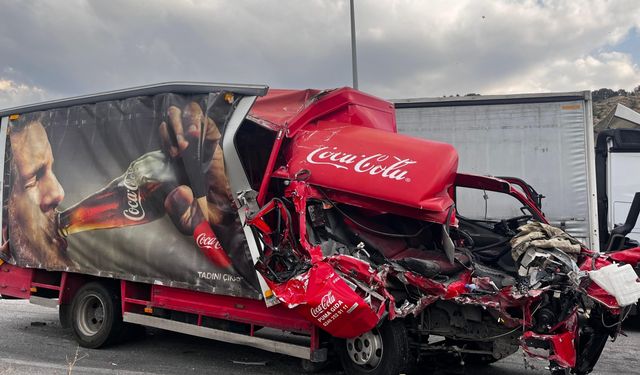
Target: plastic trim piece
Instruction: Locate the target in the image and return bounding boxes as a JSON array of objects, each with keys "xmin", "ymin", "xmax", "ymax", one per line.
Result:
[{"xmin": 222, "ymin": 96, "xmax": 278, "ymax": 306}]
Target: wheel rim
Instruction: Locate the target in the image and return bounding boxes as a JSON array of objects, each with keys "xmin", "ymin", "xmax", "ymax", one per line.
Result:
[
  {"xmin": 345, "ymin": 328, "xmax": 383, "ymax": 368},
  {"xmin": 77, "ymin": 293, "xmax": 105, "ymax": 337}
]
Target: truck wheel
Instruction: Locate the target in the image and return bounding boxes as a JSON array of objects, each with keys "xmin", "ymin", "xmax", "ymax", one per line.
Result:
[
  {"xmin": 337, "ymin": 320, "xmax": 412, "ymax": 375},
  {"xmin": 70, "ymin": 282, "xmax": 123, "ymax": 348}
]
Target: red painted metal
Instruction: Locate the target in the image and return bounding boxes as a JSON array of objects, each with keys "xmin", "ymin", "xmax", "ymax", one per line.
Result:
[
  {"xmin": 150, "ymin": 284, "xmax": 313, "ymax": 333},
  {"xmin": 252, "ymin": 87, "xmax": 399, "ymax": 208},
  {"xmin": 247, "ymin": 88, "xmax": 322, "ymax": 131},
  {"xmin": 59, "ymin": 272, "xmax": 87, "ymax": 305},
  {"xmin": 288, "ymin": 181, "xmax": 323, "ymax": 261},
  {"xmin": 521, "ymin": 311, "xmax": 578, "ymax": 369},
  {"xmin": 283, "ymin": 122, "xmax": 458, "ymax": 224},
  {"xmin": 454, "ymin": 173, "xmax": 548, "ymax": 223},
  {"xmin": 121, "ymin": 280, "xmax": 153, "ymax": 316},
  {"xmin": 266, "ymin": 261, "xmax": 380, "ymax": 339},
  {"xmin": 0, "ymin": 262, "xmax": 33, "ymax": 299},
  {"xmin": 609, "ymin": 247, "xmax": 640, "ymax": 266},
  {"xmin": 248, "ymin": 87, "xmax": 396, "ymax": 136}
]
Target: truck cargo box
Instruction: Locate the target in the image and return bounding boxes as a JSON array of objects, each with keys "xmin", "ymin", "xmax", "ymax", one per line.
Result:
[
  {"xmin": 0, "ymin": 83, "xmax": 268, "ymax": 299},
  {"xmin": 394, "ymin": 92, "xmax": 600, "ymax": 250}
]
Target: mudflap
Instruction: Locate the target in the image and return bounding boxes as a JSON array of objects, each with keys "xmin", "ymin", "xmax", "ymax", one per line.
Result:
[{"xmin": 268, "ymin": 261, "xmax": 382, "ymax": 338}]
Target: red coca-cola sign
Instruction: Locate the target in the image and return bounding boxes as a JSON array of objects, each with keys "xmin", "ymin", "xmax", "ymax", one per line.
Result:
[{"xmin": 286, "ymin": 121, "xmax": 458, "ymax": 221}]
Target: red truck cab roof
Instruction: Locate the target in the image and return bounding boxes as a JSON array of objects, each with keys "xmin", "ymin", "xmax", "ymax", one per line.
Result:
[{"xmin": 249, "ymin": 87, "xmax": 458, "ymax": 224}]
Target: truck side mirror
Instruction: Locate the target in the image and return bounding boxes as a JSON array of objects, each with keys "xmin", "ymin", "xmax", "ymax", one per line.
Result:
[{"xmin": 605, "ymin": 192, "xmax": 640, "ymax": 252}]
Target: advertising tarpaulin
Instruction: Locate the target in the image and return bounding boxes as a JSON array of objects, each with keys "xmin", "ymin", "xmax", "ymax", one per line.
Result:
[{"xmin": 1, "ymin": 91, "xmax": 260, "ymax": 299}]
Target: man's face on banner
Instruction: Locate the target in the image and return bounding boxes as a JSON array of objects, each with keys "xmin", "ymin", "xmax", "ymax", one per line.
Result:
[{"xmin": 8, "ymin": 119, "xmax": 69, "ymax": 267}]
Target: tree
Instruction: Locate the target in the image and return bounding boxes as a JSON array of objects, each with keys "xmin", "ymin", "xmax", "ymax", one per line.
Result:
[
  {"xmin": 616, "ymin": 89, "xmax": 628, "ymax": 97},
  {"xmin": 592, "ymin": 88, "xmax": 616, "ymax": 101}
]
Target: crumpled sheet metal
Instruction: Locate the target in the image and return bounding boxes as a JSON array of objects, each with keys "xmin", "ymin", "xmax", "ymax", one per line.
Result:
[
  {"xmin": 609, "ymin": 247, "xmax": 640, "ymax": 267},
  {"xmin": 387, "ymin": 264, "xmax": 538, "ymax": 325},
  {"xmin": 266, "ymin": 235, "xmax": 580, "ymax": 343},
  {"xmin": 522, "ymin": 331, "xmax": 577, "ymax": 369},
  {"xmin": 267, "ymin": 260, "xmax": 382, "ymax": 338},
  {"xmin": 511, "ymin": 221, "xmax": 582, "ymax": 260}
]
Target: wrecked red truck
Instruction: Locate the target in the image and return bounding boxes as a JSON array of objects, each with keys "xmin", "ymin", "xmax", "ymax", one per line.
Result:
[{"xmin": 1, "ymin": 82, "xmax": 640, "ymax": 375}]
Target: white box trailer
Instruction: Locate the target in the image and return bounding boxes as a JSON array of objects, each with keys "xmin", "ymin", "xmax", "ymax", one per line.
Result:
[{"xmin": 393, "ymin": 92, "xmax": 600, "ymax": 250}]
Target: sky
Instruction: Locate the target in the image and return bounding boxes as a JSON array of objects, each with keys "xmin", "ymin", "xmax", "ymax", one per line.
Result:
[{"xmin": 1, "ymin": 0, "xmax": 639, "ymax": 109}]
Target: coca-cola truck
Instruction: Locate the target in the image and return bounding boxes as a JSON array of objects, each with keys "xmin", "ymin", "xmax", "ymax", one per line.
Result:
[{"xmin": 1, "ymin": 82, "xmax": 640, "ymax": 375}]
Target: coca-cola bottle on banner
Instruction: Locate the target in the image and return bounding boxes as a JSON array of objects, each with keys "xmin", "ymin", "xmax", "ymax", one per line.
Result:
[
  {"xmin": 57, "ymin": 150, "xmax": 185, "ymax": 236},
  {"xmin": 56, "ymin": 150, "xmax": 233, "ymax": 269}
]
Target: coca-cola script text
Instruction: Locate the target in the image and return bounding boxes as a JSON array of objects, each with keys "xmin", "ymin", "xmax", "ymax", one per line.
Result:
[
  {"xmin": 122, "ymin": 169, "xmax": 145, "ymax": 221},
  {"xmin": 196, "ymin": 233, "xmax": 222, "ymax": 250},
  {"xmin": 305, "ymin": 146, "xmax": 416, "ymax": 181}
]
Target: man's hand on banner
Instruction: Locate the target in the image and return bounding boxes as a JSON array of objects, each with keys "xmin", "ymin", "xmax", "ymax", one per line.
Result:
[{"xmin": 159, "ymin": 102, "xmax": 233, "ymax": 234}]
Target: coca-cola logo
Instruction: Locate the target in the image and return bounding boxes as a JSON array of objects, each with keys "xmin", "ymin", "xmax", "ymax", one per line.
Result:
[
  {"xmin": 305, "ymin": 146, "xmax": 416, "ymax": 181},
  {"xmin": 310, "ymin": 291, "xmax": 336, "ymax": 318},
  {"xmin": 122, "ymin": 169, "xmax": 145, "ymax": 221},
  {"xmin": 196, "ymin": 233, "xmax": 222, "ymax": 250}
]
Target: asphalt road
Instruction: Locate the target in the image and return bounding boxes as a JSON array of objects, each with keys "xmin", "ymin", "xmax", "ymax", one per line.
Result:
[{"xmin": 1, "ymin": 299, "xmax": 639, "ymax": 375}]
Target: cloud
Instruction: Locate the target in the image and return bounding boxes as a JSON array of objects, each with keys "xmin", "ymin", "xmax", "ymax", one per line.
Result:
[
  {"xmin": 484, "ymin": 52, "xmax": 640, "ymax": 94},
  {"xmin": 361, "ymin": 0, "xmax": 640, "ymax": 98},
  {"xmin": 0, "ymin": 78, "xmax": 48, "ymax": 108},
  {"xmin": 0, "ymin": 0, "xmax": 639, "ymax": 107}
]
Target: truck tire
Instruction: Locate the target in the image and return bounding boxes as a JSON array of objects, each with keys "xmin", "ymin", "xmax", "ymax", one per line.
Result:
[
  {"xmin": 337, "ymin": 320, "xmax": 412, "ymax": 375},
  {"xmin": 70, "ymin": 282, "xmax": 123, "ymax": 348}
]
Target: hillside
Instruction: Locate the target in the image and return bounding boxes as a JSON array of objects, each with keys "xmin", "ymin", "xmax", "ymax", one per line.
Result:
[{"xmin": 592, "ymin": 88, "xmax": 640, "ymax": 131}]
